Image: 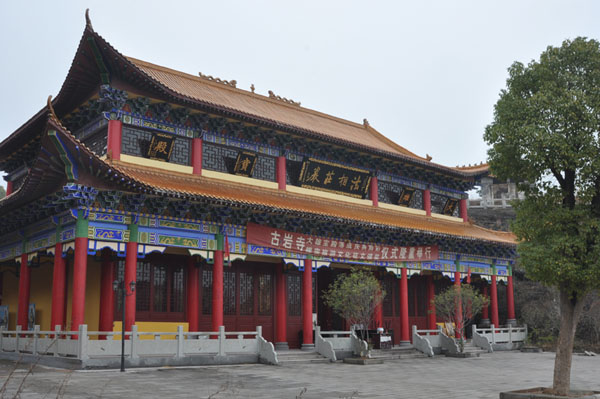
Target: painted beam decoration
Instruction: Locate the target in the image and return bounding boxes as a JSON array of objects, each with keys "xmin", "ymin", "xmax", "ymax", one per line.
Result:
[
  {"xmin": 233, "ymin": 151, "xmax": 257, "ymax": 177},
  {"xmin": 146, "ymin": 132, "xmax": 174, "ymax": 161},
  {"xmin": 298, "ymin": 158, "xmax": 372, "ymax": 199},
  {"xmin": 246, "ymin": 223, "xmax": 438, "ymax": 261}
]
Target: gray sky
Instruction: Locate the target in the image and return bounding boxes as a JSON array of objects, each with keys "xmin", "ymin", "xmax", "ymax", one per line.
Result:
[{"xmin": 1, "ymin": 1, "xmax": 598, "ymax": 183}]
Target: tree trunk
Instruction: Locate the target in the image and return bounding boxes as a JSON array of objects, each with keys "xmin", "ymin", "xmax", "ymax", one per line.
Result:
[{"xmin": 552, "ymin": 288, "xmax": 585, "ymax": 396}]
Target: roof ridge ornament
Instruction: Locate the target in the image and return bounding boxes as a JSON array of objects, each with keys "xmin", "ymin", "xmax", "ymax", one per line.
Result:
[
  {"xmin": 198, "ymin": 72, "xmax": 237, "ymax": 88},
  {"xmin": 47, "ymin": 95, "xmax": 60, "ymax": 123},
  {"xmin": 268, "ymin": 90, "xmax": 301, "ymax": 107},
  {"xmin": 85, "ymin": 9, "xmax": 93, "ymax": 29}
]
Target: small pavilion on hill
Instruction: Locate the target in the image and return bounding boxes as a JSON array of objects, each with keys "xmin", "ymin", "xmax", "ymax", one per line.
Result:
[{"xmin": 0, "ymin": 12, "xmax": 516, "ymax": 352}]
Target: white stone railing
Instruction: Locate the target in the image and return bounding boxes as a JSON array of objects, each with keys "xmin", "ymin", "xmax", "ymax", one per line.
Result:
[
  {"xmin": 350, "ymin": 330, "xmax": 369, "ymax": 357},
  {"xmin": 474, "ymin": 324, "xmax": 527, "ymax": 346},
  {"xmin": 411, "ymin": 325, "xmax": 437, "ymax": 357},
  {"xmin": 471, "ymin": 325, "xmax": 493, "ymax": 352},
  {"xmin": 439, "ymin": 329, "xmax": 459, "ymax": 354},
  {"xmin": 256, "ymin": 326, "xmax": 278, "ymax": 365},
  {"xmin": 314, "ymin": 326, "xmax": 337, "ymax": 362},
  {"xmin": 0, "ymin": 324, "xmax": 278, "ymax": 366}
]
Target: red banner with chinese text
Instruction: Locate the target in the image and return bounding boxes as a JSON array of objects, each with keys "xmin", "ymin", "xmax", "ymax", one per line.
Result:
[{"xmin": 246, "ymin": 223, "xmax": 438, "ymax": 262}]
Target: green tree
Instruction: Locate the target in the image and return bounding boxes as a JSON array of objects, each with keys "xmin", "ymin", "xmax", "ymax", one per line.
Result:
[
  {"xmin": 0, "ymin": 186, "xmax": 5, "ymax": 199},
  {"xmin": 432, "ymin": 284, "xmax": 488, "ymax": 352},
  {"xmin": 322, "ymin": 269, "xmax": 384, "ymax": 343},
  {"xmin": 484, "ymin": 37, "xmax": 600, "ymax": 395}
]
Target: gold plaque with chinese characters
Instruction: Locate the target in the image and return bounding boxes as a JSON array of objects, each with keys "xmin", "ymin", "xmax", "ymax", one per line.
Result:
[
  {"xmin": 233, "ymin": 151, "xmax": 258, "ymax": 177},
  {"xmin": 146, "ymin": 132, "xmax": 175, "ymax": 161},
  {"xmin": 298, "ymin": 158, "xmax": 372, "ymax": 199}
]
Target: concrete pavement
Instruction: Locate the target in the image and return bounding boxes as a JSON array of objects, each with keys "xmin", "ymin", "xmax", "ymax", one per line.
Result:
[{"xmin": 0, "ymin": 351, "xmax": 598, "ymax": 398}]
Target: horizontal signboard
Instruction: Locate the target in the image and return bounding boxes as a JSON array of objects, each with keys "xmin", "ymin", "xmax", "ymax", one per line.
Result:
[
  {"xmin": 298, "ymin": 158, "xmax": 372, "ymax": 199},
  {"xmin": 246, "ymin": 223, "xmax": 438, "ymax": 262}
]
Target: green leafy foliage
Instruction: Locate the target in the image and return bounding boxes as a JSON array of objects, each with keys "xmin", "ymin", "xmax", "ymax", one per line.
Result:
[
  {"xmin": 322, "ymin": 269, "xmax": 384, "ymax": 337},
  {"xmin": 433, "ymin": 284, "xmax": 487, "ymax": 350},
  {"xmin": 484, "ymin": 36, "xmax": 600, "ymax": 296},
  {"xmin": 484, "ymin": 37, "xmax": 600, "ymax": 394}
]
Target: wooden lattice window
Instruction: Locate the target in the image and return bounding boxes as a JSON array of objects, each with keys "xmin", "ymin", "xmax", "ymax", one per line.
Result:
[
  {"xmin": 416, "ymin": 278, "xmax": 427, "ymax": 317},
  {"xmin": 224, "ymin": 271, "xmax": 236, "ymax": 315},
  {"xmin": 170, "ymin": 266, "xmax": 185, "ymax": 313},
  {"xmin": 115, "ymin": 259, "xmax": 185, "ymax": 320},
  {"xmin": 202, "ymin": 268, "xmax": 212, "ymax": 315},
  {"xmin": 136, "ymin": 262, "xmax": 152, "ymax": 312},
  {"xmin": 383, "ymin": 277, "xmax": 394, "ymax": 317},
  {"xmin": 408, "ymin": 278, "xmax": 416, "ymax": 317},
  {"xmin": 287, "ymin": 274, "xmax": 301, "ymax": 317},
  {"xmin": 312, "ymin": 275, "xmax": 317, "ymax": 314},
  {"xmin": 258, "ymin": 274, "xmax": 272, "ymax": 316},
  {"xmin": 395, "ymin": 278, "xmax": 400, "ymax": 317},
  {"xmin": 239, "ymin": 272, "xmax": 254, "ymax": 315},
  {"xmin": 153, "ymin": 265, "xmax": 167, "ymax": 312}
]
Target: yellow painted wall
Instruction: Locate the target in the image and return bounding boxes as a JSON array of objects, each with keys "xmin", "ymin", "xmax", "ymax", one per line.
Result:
[
  {"xmin": 28, "ymin": 262, "xmax": 54, "ymax": 331},
  {"xmin": 1, "ymin": 262, "xmax": 53, "ymax": 331},
  {"xmin": 113, "ymin": 321, "xmax": 189, "ymax": 340},
  {"xmin": 2, "ymin": 269, "xmax": 20, "ymax": 330},
  {"xmin": 1, "ymin": 254, "xmax": 103, "ymax": 332},
  {"xmin": 84, "ymin": 257, "xmax": 101, "ymax": 332}
]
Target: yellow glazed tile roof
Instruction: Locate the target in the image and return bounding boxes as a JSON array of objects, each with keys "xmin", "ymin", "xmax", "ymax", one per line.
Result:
[
  {"xmin": 110, "ymin": 160, "xmax": 515, "ymax": 245},
  {"xmin": 128, "ymin": 57, "xmax": 428, "ymax": 161}
]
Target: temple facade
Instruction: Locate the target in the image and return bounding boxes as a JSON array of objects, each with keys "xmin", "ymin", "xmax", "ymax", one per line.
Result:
[{"xmin": 0, "ymin": 14, "xmax": 516, "ymax": 351}]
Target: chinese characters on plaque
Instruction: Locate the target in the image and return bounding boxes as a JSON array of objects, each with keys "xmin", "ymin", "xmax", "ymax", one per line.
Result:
[
  {"xmin": 298, "ymin": 158, "xmax": 372, "ymax": 199},
  {"xmin": 233, "ymin": 151, "xmax": 258, "ymax": 177},
  {"xmin": 246, "ymin": 223, "xmax": 439, "ymax": 262},
  {"xmin": 146, "ymin": 132, "xmax": 175, "ymax": 161},
  {"xmin": 397, "ymin": 187, "xmax": 416, "ymax": 207},
  {"xmin": 442, "ymin": 198, "xmax": 458, "ymax": 216}
]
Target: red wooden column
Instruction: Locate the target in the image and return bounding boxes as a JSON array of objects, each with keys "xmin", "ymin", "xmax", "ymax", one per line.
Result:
[
  {"xmin": 427, "ymin": 274, "xmax": 437, "ymax": 329},
  {"xmin": 370, "ymin": 176, "xmax": 379, "ymax": 207},
  {"xmin": 187, "ymin": 256, "xmax": 199, "ymax": 332},
  {"xmin": 399, "ymin": 268, "xmax": 410, "ymax": 345},
  {"xmin": 17, "ymin": 252, "xmax": 30, "ymax": 330},
  {"xmin": 192, "ymin": 137, "xmax": 203, "ymax": 175},
  {"xmin": 373, "ymin": 272, "xmax": 383, "ymax": 328},
  {"xmin": 460, "ymin": 198, "xmax": 468, "ymax": 222},
  {"xmin": 301, "ymin": 258, "xmax": 314, "ymax": 350},
  {"xmin": 506, "ymin": 270, "xmax": 516, "ymax": 326},
  {"xmin": 424, "ymin": 189, "xmax": 431, "ymax": 216},
  {"xmin": 107, "ymin": 119, "xmax": 122, "ymax": 160},
  {"xmin": 212, "ymin": 235, "xmax": 224, "ymax": 332},
  {"xmin": 71, "ymin": 214, "xmax": 89, "ymax": 332},
  {"xmin": 98, "ymin": 249, "xmax": 115, "ymax": 335},
  {"xmin": 50, "ymin": 243, "xmax": 67, "ymax": 330},
  {"xmin": 276, "ymin": 156, "xmax": 287, "ymax": 190},
  {"xmin": 490, "ymin": 274, "xmax": 499, "ymax": 327},
  {"xmin": 454, "ymin": 271, "xmax": 463, "ymax": 338},
  {"xmin": 5, "ymin": 181, "xmax": 13, "ymax": 196},
  {"xmin": 124, "ymin": 224, "xmax": 138, "ymax": 332},
  {"xmin": 275, "ymin": 262, "xmax": 288, "ymax": 350},
  {"xmin": 481, "ymin": 284, "xmax": 490, "ymax": 327}
]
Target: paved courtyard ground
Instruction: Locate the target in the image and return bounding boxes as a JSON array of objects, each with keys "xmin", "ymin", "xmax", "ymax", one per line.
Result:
[{"xmin": 0, "ymin": 351, "xmax": 598, "ymax": 398}]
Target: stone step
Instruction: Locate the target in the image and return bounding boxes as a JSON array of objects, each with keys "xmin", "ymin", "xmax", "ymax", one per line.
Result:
[
  {"xmin": 278, "ymin": 357, "xmax": 332, "ymax": 364},
  {"xmin": 277, "ymin": 355, "xmax": 328, "ymax": 361},
  {"xmin": 369, "ymin": 348, "xmax": 427, "ymax": 361},
  {"xmin": 276, "ymin": 350, "xmax": 330, "ymax": 364},
  {"xmin": 277, "ymin": 351, "xmax": 321, "ymax": 357}
]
